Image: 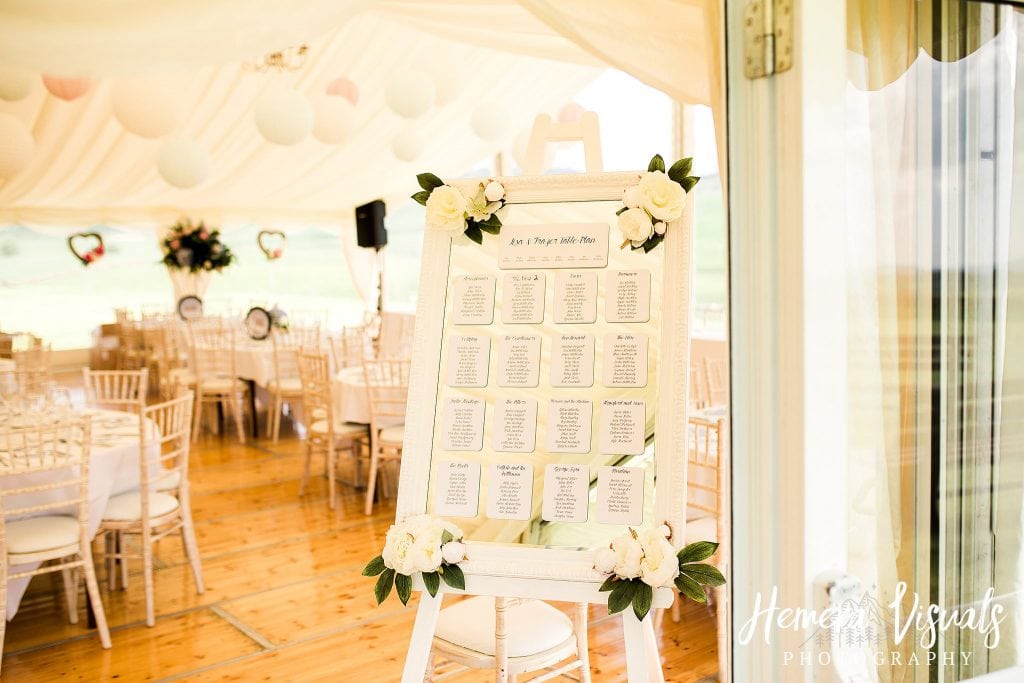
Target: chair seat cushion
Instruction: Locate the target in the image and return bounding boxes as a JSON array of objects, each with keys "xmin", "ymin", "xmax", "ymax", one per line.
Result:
[
  {"xmin": 268, "ymin": 377, "xmax": 302, "ymax": 394},
  {"xmin": 167, "ymin": 368, "xmax": 196, "ymax": 386},
  {"xmin": 684, "ymin": 515, "xmax": 717, "ymax": 544},
  {"xmin": 155, "ymin": 469, "xmax": 182, "ymax": 492},
  {"xmin": 6, "ymin": 516, "xmax": 79, "ymax": 555},
  {"xmin": 310, "ymin": 419, "xmax": 366, "ymax": 437},
  {"xmin": 379, "ymin": 424, "xmax": 405, "ymax": 444},
  {"xmin": 434, "ymin": 597, "xmax": 574, "ymax": 658},
  {"xmin": 103, "ymin": 491, "xmax": 180, "ymax": 521}
]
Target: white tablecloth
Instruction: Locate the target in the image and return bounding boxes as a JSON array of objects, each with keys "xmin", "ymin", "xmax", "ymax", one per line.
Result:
[
  {"xmin": 333, "ymin": 366, "xmax": 369, "ymax": 424},
  {"xmin": 1, "ymin": 409, "xmax": 156, "ymax": 620},
  {"xmin": 231, "ymin": 339, "xmax": 275, "ymax": 387}
]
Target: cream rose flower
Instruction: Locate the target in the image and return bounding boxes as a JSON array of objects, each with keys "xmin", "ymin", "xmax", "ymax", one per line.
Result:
[
  {"xmin": 425, "ymin": 185, "xmax": 468, "ymax": 234},
  {"xmin": 638, "ymin": 528, "xmax": 680, "ymax": 588},
  {"xmin": 617, "ymin": 208, "xmax": 653, "ymax": 244},
  {"xmin": 441, "ymin": 541, "xmax": 466, "ymax": 564},
  {"xmin": 610, "ymin": 532, "xmax": 644, "ymax": 579},
  {"xmin": 638, "ymin": 171, "xmax": 686, "ymax": 222}
]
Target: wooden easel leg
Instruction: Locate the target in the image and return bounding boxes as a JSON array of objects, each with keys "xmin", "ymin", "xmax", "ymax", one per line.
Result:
[{"xmin": 401, "ymin": 592, "xmax": 443, "ymax": 683}]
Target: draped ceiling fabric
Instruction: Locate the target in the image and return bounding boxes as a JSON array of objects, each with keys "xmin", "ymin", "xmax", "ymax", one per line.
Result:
[{"xmin": 0, "ymin": 0, "xmax": 724, "ymax": 227}]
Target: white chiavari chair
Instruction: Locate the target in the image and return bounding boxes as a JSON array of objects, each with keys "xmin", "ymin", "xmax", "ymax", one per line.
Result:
[
  {"xmin": 379, "ymin": 311, "xmax": 416, "ymax": 359},
  {"xmin": 329, "ymin": 324, "xmax": 371, "ymax": 371},
  {"xmin": 296, "ymin": 350, "xmax": 367, "ymax": 509},
  {"xmin": 702, "ymin": 358, "xmax": 728, "ymax": 408},
  {"xmin": 429, "ymin": 597, "xmax": 591, "ymax": 683},
  {"xmin": 99, "ymin": 392, "xmax": 203, "ymax": 627},
  {"xmin": 156, "ymin": 321, "xmax": 194, "ymax": 399},
  {"xmin": 362, "ymin": 358, "xmax": 409, "ymax": 515},
  {"xmin": 12, "ymin": 335, "xmax": 52, "ymax": 391},
  {"xmin": 267, "ymin": 325, "xmax": 321, "ymax": 443},
  {"xmin": 81, "ymin": 368, "xmax": 148, "ymax": 415},
  {"xmin": 0, "ymin": 417, "xmax": 112, "ymax": 660},
  {"xmin": 188, "ymin": 327, "xmax": 248, "ymax": 443}
]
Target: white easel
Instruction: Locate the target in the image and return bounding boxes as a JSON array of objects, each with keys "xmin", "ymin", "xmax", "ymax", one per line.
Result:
[{"xmin": 398, "ymin": 113, "xmax": 693, "ymax": 683}]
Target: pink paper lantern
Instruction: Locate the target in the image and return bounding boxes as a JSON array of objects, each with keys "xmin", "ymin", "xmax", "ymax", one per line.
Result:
[
  {"xmin": 42, "ymin": 75, "xmax": 92, "ymax": 101},
  {"xmin": 557, "ymin": 102, "xmax": 585, "ymax": 124},
  {"xmin": 326, "ymin": 77, "xmax": 359, "ymax": 106}
]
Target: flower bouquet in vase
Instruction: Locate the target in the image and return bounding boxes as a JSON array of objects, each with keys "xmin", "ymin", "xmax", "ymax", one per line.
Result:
[{"xmin": 161, "ymin": 218, "xmax": 235, "ymax": 303}]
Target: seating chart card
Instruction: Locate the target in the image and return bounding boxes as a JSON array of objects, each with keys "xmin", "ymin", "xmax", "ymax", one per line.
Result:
[
  {"xmin": 497, "ymin": 334, "xmax": 541, "ymax": 387},
  {"xmin": 440, "ymin": 397, "xmax": 485, "ymax": 451},
  {"xmin": 492, "ymin": 398, "xmax": 537, "ymax": 453},
  {"xmin": 605, "ymin": 270, "xmax": 651, "ymax": 323},
  {"xmin": 595, "ymin": 466, "xmax": 645, "ymax": 525},
  {"xmin": 498, "ymin": 223, "xmax": 609, "ymax": 269},
  {"xmin": 542, "ymin": 464, "xmax": 590, "ymax": 523},
  {"xmin": 434, "ymin": 460, "xmax": 481, "ymax": 518},
  {"xmin": 452, "ymin": 275, "xmax": 496, "ymax": 325},
  {"xmin": 487, "ymin": 463, "xmax": 534, "ymax": 520},
  {"xmin": 601, "ymin": 333, "xmax": 648, "ymax": 388},
  {"xmin": 501, "ymin": 273, "xmax": 546, "ymax": 324},
  {"xmin": 445, "ymin": 334, "xmax": 490, "ymax": 387},
  {"xmin": 553, "ymin": 271, "xmax": 598, "ymax": 324},
  {"xmin": 598, "ymin": 399, "xmax": 645, "ymax": 455},
  {"xmin": 550, "ymin": 334, "xmax": 595, "ymax": 387},
  {"xmin": 546, "ymin": 399, "xmax": 593, "ymax": 453}
]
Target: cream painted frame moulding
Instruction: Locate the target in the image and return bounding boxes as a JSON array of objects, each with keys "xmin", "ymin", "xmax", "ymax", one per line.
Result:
[{"xmin": 396, "ymin": 170, "xmax": 693, "ymax": 593}]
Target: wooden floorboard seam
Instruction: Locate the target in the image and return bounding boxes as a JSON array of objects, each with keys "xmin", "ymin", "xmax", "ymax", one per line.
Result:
[{"xmin": 209, "ymin": 605, "xmax": 276, "ymax": 650}]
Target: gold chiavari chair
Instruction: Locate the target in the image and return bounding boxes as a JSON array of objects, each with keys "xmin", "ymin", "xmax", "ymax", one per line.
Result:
[
  {"xmin": 0, "ymin": 417, "xmax": 111, "ymax": 660},
  {"xmin": 100, "ymin": 392, "xmax": 203, "ymax": 627},
  {"xmin": 329, "ymin": 324, "xmax": 371, "ymax": 371},
  {"xmin": 188, "ymin": 327, "xmax": 248, "ymax": 443},
  {"xmin": 296, "ymin": 349, "xmax": 367, "ymax": 509},
  {"xmin": 362, "ymin": 358, "xmax": 410, "ymax": 515},
  {"xmin": 12, "ymin": 335, "xmax": 52, "ymax": 391},
  {"xmin": 81, "ymin": 368, "xmax": 148, "ymax": 415},
  {"xmin": 267, "ymin": 325, "xmax": 321, "ymax": 443}
]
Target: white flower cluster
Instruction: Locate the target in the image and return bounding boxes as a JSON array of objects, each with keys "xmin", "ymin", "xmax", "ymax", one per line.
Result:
[
  {"xmin": 425, "ymin": 180, "xmax": 505, "ymax": 234},
  {"xmin": 381, "ymin": 514, "xmax": 466, "ymax": 576},
  {"xmin": 594, "ymin": 524, "xmax": 679, "ymax": 588},
  {"xmin": 617, "ymin": 170, "xmax": 686, "ymax": 247}
]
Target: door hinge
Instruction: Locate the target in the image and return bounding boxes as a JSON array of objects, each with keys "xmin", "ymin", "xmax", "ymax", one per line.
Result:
[{"xmin": 744, "ymin": 0, "xmax": 793, "ymax": 79}]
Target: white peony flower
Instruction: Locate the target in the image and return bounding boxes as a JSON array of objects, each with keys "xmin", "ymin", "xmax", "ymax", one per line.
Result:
[
  {"xmin": 610, "ymin": 532, "xmax": 644, "ymax": 579},
  {"xmin": 381, "ymin": 525, "xmax": 420, "ymax": 575},
  {"xmin": 638, "ymin": 171, "xmax": 686, "ymax": 222},
  {"xmin": 484, "ymin": 180, "xmax": 505, "ymax": 202},
  {"xmin": 441, "ymin": 541, "xmax": 466, "ymax": 564},
  {"xmin": 465, "ymin": 186, "xmax": 502, "ymax": 222},
  {"xmin": 594, "ymin": 547, "xmax": 617, "ymax": 574},
  {"xmin": 618, "ymin": 208, "xmax": 653, "ymax": 244},
  {"xmin": 623, "ymin": 185, "xmax": 641, "ymax": 209},
  {"xmin": 425, "ymin": 185, "xmax": 468, "ymax": 234},
  {"xmin": 638, "ymin": 528, "xmax": 680, "ymax": 588},
  {"xmin": 410, "ymin": 523, "xmax": 445, "ymax": 573},
  {"xmin": 654, "ymin": 221, "xmax": 667, "ymax": 235},
  {"xmin": 656, "ymin": 523, "xmax": 672, "ymax": 538}
]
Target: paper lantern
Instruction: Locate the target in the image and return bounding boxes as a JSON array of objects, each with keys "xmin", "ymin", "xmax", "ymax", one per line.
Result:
[
  {"xmin": 0, "ymin": 66, "xmax": 34, "ymax": 102},
  {"xmin": 42, "ymin": 75, "xmax": 92, "ymax": 101},
  {"xmin": 325, "ymin": 77, "xmax": 359, "ymax": 105},
  {"xmin": 312, "ymin": 95, "xmax": 356, "ymax": 145},
  {"xmin": 392, "ymin": 127, "xmax": 423, "ymax": 162},
  {"xmin": 157, "ymin": 139, "xmax": 210, "ymax": 189},
  {"xmin": 422, "ymin": 55, "xmax": 462, "ymax": 106},
  {"xmin": 470, "ymin": 102, "xmax": 510, "ymax": 142},
  {"xmin": 112, "ymin": 77, "xmax": 185, "ymax": 138},
  {"xmin": 0, "ymin": 113, "xmax": 34, "ymax": 178},
  {"xmin": 253, "ymin": 88, "xmax": 313, "ymax": 145},
  {"xmin": 385, "ymin": 72, "xmax": 435, "ymax": 119},
  {"xmin": 558, "ymin": 103, "xmax": 585, "ymax": 124}
]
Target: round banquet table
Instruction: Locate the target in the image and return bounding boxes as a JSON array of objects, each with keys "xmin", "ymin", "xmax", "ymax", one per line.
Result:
[
  {"xmin": 333, "ymin": 366, "xmax": 372, "ymax": 424},
  {"xmin": 0, "ymin": 408, "xmax": 158, "ymax": 620},
  {"xmin": 231, "ymin": 338, "xmax": 275, "ymax": 387}
]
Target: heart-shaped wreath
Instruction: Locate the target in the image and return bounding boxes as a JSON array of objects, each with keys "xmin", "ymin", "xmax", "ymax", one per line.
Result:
[
  {"xmin": 257, "ymin": 230, "xmax": 286, "ymax": 260},
  {"xmin": 68, "ymin": 232, "xmax": 105, "ymax": 266}
]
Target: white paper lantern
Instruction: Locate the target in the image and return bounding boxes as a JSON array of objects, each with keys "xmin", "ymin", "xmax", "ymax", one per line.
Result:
[
  {"xmin": 0, "ymin": 66, "xmax": 34, "ymax": 102},
  {"xmin": 470, "ymin": 102, "xmax": 510, "ymax": 142},
  {"xmin": 558, "ymin": 103, "xmax": 585, "ymax": 124},
  {"xmin": 0, "ymin": 113, "xmax": 34, "ymax": 178},
  {"xmin": 325, "ymin": 77, "xmax": 359, "ymax": 105},
  {"xmin": 422, "ymin": 55, "xmax": 462, "ymax": 106},
  {"xmin": 254, "ymin": 88, "xmax": 313, "ymax": 145},
  {"xmin": 385, "ymin": 73, "xmax": 435, "ymax": 119},
  {"xmin": 157, "ymin": 139, "xmax": 210, "ymax": 189},
  {"xmin": 42, "ymin": 75, "xmax": 92, "ymax": 101},
  {"xmin": 312, "ymin": 95, "xmax": 357, "ymax": 145},
  {"xmin": 392, "ymin": 127, "xmax": 423, "ymax": 162},
  {"xmin": 112, "ymin": 77, "xmax": 185, "ymax": 138}
]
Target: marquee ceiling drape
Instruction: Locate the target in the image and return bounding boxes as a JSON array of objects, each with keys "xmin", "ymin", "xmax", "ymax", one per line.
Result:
[{"xmin": 0, "ymin": 0, "xmax": 724, "ymax": 228}]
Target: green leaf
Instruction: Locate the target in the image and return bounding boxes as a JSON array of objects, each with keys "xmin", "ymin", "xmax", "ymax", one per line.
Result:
[
  {"xmin": 647, "ymin": 154, "xmax": 666, "ymax": 173},
  {"xmin": 681, "ymin": 176, "xmax": 700, "ymax": 193},
  {"xmin": 441, "ymin": 563, "xmax": 466, "ymax": 590},
  {"xmin": 411, "ymin": 190, "xmax": 430, "ymax": 206},
  {"xmin": 632, "ymin": 583, "xmax": 654, "ymax": 621},
  {"xmin": 675, "ymin": 573, "xmax": 708, "ymax": 604},
  {"xmin": 441, "ymin": 530, "xmax": 454, "ymax": 545},
  {"xmin": 417, "ymin": 173, "xmax": 444, "ymax": 192},
  {"xmin": 615, "ymin": 206, "xmax": 628, "ymax": 216},
  {"xmin": 395, "ymin": 573, "xmax": 413, "ymax": 606},
  {"xmin": 667, "ymin": 157, "xmax": 693, "ymax": 183},
  {"xmin": 677, "ymin": 541, "xmax": 718, "ymax": 565},
  {"xmin": 374, "ymin": 569, "xmax": 395, "ymax": 605},
  {"xmin": 422, "ymin": 571, "xmax": 441, "ymax": 598},
  {"xmin": 477, "ymin": 214, "xmax": 502, "ymax": 231},
  {"xmin": 642, "ymin": 235, "xmax": 664, "ymax": 253},
  {"xmin": 607, "ymin": 580, "xmax": 638, "ymax": 615},
  {"xmin": 680, "ymin": 563, "xmax": 726, "ymax": 587},
  {"xmin": 362, "ymin": 555, "xmax": 387, "ymax": 577},
  {"xmin": 598, "ymin": 575, "xmax": 618, "ymax": 592},
  {"xmin": 464, "ymin": 225, "xmax": 483, "ymax": 245}
]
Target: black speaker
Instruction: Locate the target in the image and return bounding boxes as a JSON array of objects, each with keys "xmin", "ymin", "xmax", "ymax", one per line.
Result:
[{"xmin": 355, "ymin": 200, "xmax": 387, "ymax": 249}]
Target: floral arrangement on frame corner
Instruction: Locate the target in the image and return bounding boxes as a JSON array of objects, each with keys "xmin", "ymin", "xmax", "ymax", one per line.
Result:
[
  {"xmin": 616, "ymin": 154, "xmax": 700, "ymax": 252},
  {"xmin": 593, "ymin": 524, "xmax": 724, "ymax": 621},
  {"xmin": 363, "ymin": 515, "xmax": 467, "ymax": 605},
  {"xmin": 161, "ymin": 218, "xmax": 235, "ymax": 273},
  {"xmin": 413, "ymin": 172, "xmax": 507, "ymax": 244}
]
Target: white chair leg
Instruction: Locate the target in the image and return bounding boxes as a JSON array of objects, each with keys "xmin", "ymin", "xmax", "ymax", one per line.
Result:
[
  {"xmin": 233, "ymin": 391, "xmax": 246, "ymax": 444},
  {"xmin": 576, "ymin": 602, "xmax": 592, "ymax": 683},
  {"xmin": 191, "ymin": 390, "xmax": 204, "ymax": 442},
  {"xmin": 61, "ymin": 563, "xmax": 78, "ymax": 624},
  {"xmin": 119, "ymin": 532, "xmax": 129, "ymax": 590},
  {"xmin": 328, "ymin": 443, "xmax": 337, "ymax": 510},
  {"xmin": 180, "ymin": 505, "xmax": 205, "ymax": 594},
  {"xmin": 81, "ymin": 552, "xmax": 111, "ymax": 648},
  {"xmin": 300, "ymin": 443, "xmax": 314, "ymax": 496},
  {"xmin": 142, "ymin": 534, "xmax": 155, "ymax": 627},
  {"xmin": 364, "ymin": 448, "xmax": 380, "ymax": 516},
  {"xmin": 104, "ymin": 532, "xmax": 116, "ymax": 591}
]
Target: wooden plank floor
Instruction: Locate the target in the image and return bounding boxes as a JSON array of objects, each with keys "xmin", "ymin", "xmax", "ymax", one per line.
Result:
[{"xmin": 1, "ymin": 421, "xmax": 720, "ymax": 681}]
